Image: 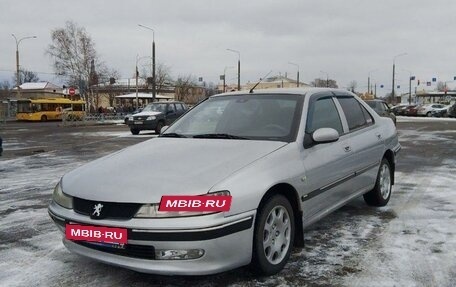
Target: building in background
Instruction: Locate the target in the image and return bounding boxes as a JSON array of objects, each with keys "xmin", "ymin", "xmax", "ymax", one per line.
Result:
[{"xmin": 13, "ymin": 82, "xmax": 63, "ymax": 99}]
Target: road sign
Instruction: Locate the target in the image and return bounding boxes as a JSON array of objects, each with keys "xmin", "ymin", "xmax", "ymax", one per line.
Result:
[{"xmin": 69, "ymin": 87, "xmax": 75, "ymax": 96}]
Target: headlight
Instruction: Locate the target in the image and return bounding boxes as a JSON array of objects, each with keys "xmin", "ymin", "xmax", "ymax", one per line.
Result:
[
  {"xmin": 146, "ymin": 116, "xmax": 156, "ymax": 120},
  {"xmin": 52, "ymin": 180, "xmax": 73, "ymax": 209},
  {"xmin": 128, "ymin": 116, "xmax": 133, "ymax": 121},
  {"xmin": 135, "ymin": 190, "xmax": 230, "ymax": 218}
]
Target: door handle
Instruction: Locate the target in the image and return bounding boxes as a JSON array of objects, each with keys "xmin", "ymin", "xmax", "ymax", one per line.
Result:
[
  {"xmin": 344, "ymin": 146, "xmax": 351, "ymax": 152},
  {"xmin": 376, "ymin": 133, "xmax": 382, "ymax": 140}
]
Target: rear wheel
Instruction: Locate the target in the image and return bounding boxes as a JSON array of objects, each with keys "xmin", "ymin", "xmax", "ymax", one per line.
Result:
[
  {"xmin": 40, "ymin": 115, "xmax": 47, "ymax": 122},
  {"xmin": 130, "ymin": 128, "xmax": 140, "ymax": 135},
  {"xmin": 426, "ymin": 112, "xmax": 432, "ymax": 117},
  {"xmin": 252, "ymin": 194, "xmax": 294, "ymax": 275},
  {"xmin": 363, "ymin": 158, "xmax": 392, "ymax": 207}
]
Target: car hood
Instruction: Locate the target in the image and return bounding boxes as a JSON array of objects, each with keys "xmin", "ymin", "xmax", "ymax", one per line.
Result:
[
  {"xmin": 62, "ymin": 138, "xmax": 287, "ymax": 203},
  {"xmin": 133, "ymin": 111, "xmax": 162, "ymax": 117}
]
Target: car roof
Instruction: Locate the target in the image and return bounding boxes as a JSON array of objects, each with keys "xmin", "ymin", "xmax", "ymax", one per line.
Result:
[
  {"xmin": 365, "ymin": 99, "xmax": 385, "ymax": 102},
  {"xmin": 149, "ymin": 101, "xmax": 184, "ymax": 104},
  {"xmin": 211, "ymin": 87, "xmax": 354, "ymax": 97}
]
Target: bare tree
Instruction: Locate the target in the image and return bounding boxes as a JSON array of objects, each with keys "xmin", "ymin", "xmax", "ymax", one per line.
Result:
[
  {"xmin": 103, "ymin": 69, "xmax": 122, "ymax": 107},
  {"xmin": 139, "ymin": 62, "xmax": 172, "ymax": 94},
  {"xmin": 46, "ymin": 21, "xmax": 109, "ymax": 110},
  {"xmin": 155, "ymin": 63, "xmax": 173, "ymax": 94},
  {"xmin": 0, "ymin": 81, "xmax": 11, "ymax": 100},
  {"xmin": 347, "ymin": 80, "xmax": 358, "ymax": 92},
  {"xmin": 436, "ymin": 81, "xmax": 446, "ymax": 92},
  {"xmin": 311, "ymin": 78, "xmax": 338, "ymax": 88},
  {"xmin": 175, "ymin": 74, "xmax": 197, "ymax": 102},
  {"xmin": 13, "ymin": 69, "xmax": 40, "ymax": 84}
]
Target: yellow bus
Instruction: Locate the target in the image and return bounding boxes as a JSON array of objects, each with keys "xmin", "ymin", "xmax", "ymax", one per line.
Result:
[{"xmin": 16, "ymin": 98, "xmax": 86, "ymax": 121}]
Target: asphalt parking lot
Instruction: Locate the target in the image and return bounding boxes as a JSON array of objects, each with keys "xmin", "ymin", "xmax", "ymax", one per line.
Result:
[{"xmin": 1, "ymin": 118, "xmax": 455, "ymax": 287}]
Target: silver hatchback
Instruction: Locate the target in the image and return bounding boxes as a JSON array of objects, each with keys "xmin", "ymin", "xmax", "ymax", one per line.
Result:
[{"xmin": 48, "ymin": 88, "xmax": 400, "ymax": 276}]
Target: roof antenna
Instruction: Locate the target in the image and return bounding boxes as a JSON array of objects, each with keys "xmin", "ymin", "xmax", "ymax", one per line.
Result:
[{"xmin": 249, "ymin": 70, "xmax": 272, "ymax": 94}]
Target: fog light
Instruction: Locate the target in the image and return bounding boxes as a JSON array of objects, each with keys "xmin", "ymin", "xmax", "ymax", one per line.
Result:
[{"xmin": 155, "ymin": 249, "xmax": 204, "ymax": 260}]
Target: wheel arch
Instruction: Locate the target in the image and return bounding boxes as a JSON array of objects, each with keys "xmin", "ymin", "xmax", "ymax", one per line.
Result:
[
  {"xmin": 383, "ymin": 149, "xmax": 395, "ymax": 185},
  {"xmin": 257, "ymin": 183, "xmax": 304, "ymax": 248}
]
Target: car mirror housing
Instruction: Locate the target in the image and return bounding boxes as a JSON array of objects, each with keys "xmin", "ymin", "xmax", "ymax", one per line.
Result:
[{"xmin": 312, "ymin": 128, "xmax": 340, "ymax": 144}]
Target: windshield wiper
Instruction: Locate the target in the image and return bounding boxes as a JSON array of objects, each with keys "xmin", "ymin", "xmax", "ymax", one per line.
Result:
[
  {"xmin": 192, "ymin": 133, "xmax": 249, "ymax": 140},
  {"xmin": 160, "ymin": 133, "xmax": 187, "ymax": 138}
]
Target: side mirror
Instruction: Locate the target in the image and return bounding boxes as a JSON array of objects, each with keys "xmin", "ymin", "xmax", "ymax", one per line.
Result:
[
  {"xmin": 312, "ymin": 128, "xmax": 339, "ymax": 144},
  {"xmin": 160, "ymin": 125, "xmax": 169, "ymax": 134}
]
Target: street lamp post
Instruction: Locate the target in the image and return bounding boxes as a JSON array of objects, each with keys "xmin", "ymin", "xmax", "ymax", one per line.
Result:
[
  {"xmin": 11, "ymin": 34, "xmax": 37, "ymax": 94},
  {"xmin": 392, "ymin": 53, "xmax": 407, "ymax": 104},
  {"xmin": 227, "ymin": 49, "xmax": 240, "ymax": 91},
  {"xmin": 223, "ymin": 66, "xmax": 233, "ymax": 93},
  {"xmin": 135, "ymin": 55, "xmax": 152, "ymax": 109},
  {"xmin": 368, "ymin": 69, "xmax": 378, "ymax": 94},
  {"xmin": 138, "ymin": 24, "xmax": 156, "ymax": 101},
  {"xmin": 288, "ymin": 62, "xmax": 300, "ymax": 87},
  {"xmin": 401, "ymin": 69, "xmax": 414, "ymax": 105},
  {"xmin": 320, "ymin": 70, "xmax": 329, "ymax": 87}
]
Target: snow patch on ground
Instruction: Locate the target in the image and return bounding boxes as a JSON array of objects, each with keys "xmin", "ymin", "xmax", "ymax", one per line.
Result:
[{"xmin": 397, "ymin": 116, "xmax": 456, "ymax": 122}]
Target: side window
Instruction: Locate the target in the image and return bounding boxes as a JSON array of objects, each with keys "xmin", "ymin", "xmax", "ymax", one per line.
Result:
[
  {"xmin": 360, "ymin": 104, "xmax": 374, "ymax": 125},
  {"xmin": 167, "ymin": 104, "xmax": 176, "ymax": 114},
  {"xmin": 306, "ymin": 97, "xmax": 343, "ymax": 135},
  {"xmin": 337, "ymin": 97, "xmax": 368, "ymax": 131},
  {"xmin": 176, "ymin": 104, "xmax": 183, "ymax": 112}
]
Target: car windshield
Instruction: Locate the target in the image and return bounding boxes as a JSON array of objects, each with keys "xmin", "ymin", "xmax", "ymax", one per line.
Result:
[
  {"xmin": 142, "ymin": 103, "xmax": 167, "ymax": 113},
  {"xmin": 163, "ymin": 94, "xmax": 302, "ymax": 141}
]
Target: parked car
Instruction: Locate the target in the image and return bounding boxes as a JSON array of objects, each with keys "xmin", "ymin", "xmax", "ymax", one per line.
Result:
[
  {"xmin": 403, "ymin": 105, "xmax": 419, "ymax": 117},
  {"xmin": 447, "ymin": 103, "xmax": 456, "ymax": 118},
  {"xmin": 48, "ymin": 88, "xmax": 400, "ymax": 276},
  {"xmin": 391, "ymin": 104, "xmax": 408, "ymax": 115},
  {"xmin": 127, "ymin": 101, "xmax": 187, "ymax": 134},
  {"xmin": 123, "ymin": 108, "xmax": 143, "ymax": 124},
  {"xmin": 365, "ymin": 99, "xmax": 396, "ymax": 125},
  {"xmin": 417, "ymin": 104, "xmax": 447, "ymax": 117}
]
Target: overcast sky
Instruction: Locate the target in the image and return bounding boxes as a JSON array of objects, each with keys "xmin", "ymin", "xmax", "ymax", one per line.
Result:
[{"xmin": 1, "ymin": 0, "xmax": 456, "ymax": 96}]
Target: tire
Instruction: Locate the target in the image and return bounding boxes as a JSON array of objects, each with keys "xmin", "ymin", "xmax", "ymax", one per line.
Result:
[
  {"xmin": 130, "ymin": 128, "xmax": 140, "ymax": 135},
  {"xmin": 40, "ymin": 115, "xmax": 47, "ymax": 122},
  {"xmin": 251, "ymin": 194, "xmax": 295, "ymax": 275},
  {"xmin": 363, "ymin": 158, "xmax": 392, "ymax": 207},
  {"xmin": 426, "ymin": 112, "xmax": 432, "ymax": 117},
  {"xmin": 155, "ymin": 121, "xmax": 164, "ymax": 134}
]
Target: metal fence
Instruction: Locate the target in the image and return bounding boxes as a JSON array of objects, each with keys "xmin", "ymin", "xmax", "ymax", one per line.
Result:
[
  {"xmin": 0, "ymin": 103, "xmax": 7, "ymax": 124},
  {"xmin": 62, "ymin": 112, "xmax": 127, "ymax": 126}
]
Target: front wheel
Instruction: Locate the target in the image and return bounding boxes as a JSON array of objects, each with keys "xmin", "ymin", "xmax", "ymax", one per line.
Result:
[
  {"xmin": 363, "ymin": 158, "xmax": 392, "ymax": 206},
  {"xmin": 130, "ymin": 128, "xmax": 140, "ymax": 135},
  {"xmin": 40, "ymin": 115, "xmax": 47, "ymax": 122},
  {"xmin": 155, "ymin": 121, "xmax": 164, "ymax": 134},
  {"xmin": 252, "ymin": 194, "xmax": 295, "ymax": 275}
]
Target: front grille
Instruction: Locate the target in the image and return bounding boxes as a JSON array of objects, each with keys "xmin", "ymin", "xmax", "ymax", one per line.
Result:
[
  {"xmin": 73, "ymin": 197, "xmax": 141, "ymax": 220},
  {"xmin": 133, "ymin": 116, "xmax": 146, "ymax": 120},
  {"xmin": 77, "ymin": 241, "xmax": 155, "ymax": 259}
]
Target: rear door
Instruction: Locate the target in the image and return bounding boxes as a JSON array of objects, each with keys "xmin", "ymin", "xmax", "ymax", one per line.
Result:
[{"xmin": 334, "ymin": 94, "xmax": 384, "ymax": 195}]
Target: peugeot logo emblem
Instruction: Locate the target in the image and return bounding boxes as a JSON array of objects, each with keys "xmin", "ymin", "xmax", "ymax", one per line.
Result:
[{"xmin": 92, "ymin": 203, "xmax": 104, "ymax": 217}]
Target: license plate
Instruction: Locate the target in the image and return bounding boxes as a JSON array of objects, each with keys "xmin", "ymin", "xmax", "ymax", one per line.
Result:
[
  {"xmin": 134, "ymin": 121, "xmax": 143, "ymax": 124},
  {"xmin": 66, "ymin": 224, "xmax": 127, "ymax": 244}
]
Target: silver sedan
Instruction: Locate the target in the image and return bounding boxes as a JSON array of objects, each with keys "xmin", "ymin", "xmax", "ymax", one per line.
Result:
[{"xmin": 48, "ymin": 88, "xmax": 400, "ymax": 276}]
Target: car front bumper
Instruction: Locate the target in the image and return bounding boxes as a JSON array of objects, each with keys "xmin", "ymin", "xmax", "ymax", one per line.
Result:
[
  {"xmin": 48, "ymin": 201, "xmax": 256, "ymax": 275},
  {"xmin": 128, "ymin": 119, "xmax": 158, "ymax": 130}
]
